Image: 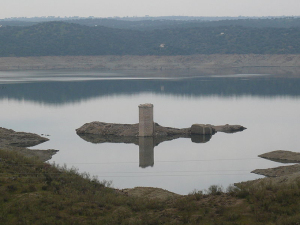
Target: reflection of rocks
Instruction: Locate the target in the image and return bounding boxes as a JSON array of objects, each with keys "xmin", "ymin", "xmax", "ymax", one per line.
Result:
[
  {"xmin": 0, "ymin": 127, "xmax": 58, "ymax": 162},
  {"xmin": 191, "ymin": 134, "xmax": 212, "ymax": 143},
  {"xmin": 77, "ymin": 133, "xmax": 192, "ymax": 146},
  {"xmin": 78, "ymin": 133, "xmax": 213, "ymax": 146},
  {"xmin": 78, "ymin": 133, "xmax": 139, "ymax": 145}
]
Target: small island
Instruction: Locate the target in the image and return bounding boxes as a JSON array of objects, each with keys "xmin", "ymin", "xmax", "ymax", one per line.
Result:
[{"xmin": 76, "ymin": 104, "xmax": 246, "ymax": 145}]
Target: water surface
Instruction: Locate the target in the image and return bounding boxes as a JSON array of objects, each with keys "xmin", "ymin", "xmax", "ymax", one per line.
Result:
[{"xmin": 0, "ymin": 69, "xmax": 299, "ymax": 194}]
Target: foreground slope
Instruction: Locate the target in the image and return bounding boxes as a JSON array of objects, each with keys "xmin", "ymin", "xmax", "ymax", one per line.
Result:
[{"xmin": 2, "ymin": 148, "xmax": 300, "ymax": 224}]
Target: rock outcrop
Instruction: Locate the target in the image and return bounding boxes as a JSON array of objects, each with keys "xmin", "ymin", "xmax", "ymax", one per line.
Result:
[
  {"xmin": 0, "ymin": 127, "xmax": 49, "ymax": 148},
  {"xmin": 251, "ymin": 150, "xmax": 300, "ymax": 177},
  {"xmin": 252, "ymin": 164, "xmax": 300, "ymax": 177},
  {"xmin": 236, "ymin": 150, "xmax": 300, "ymax": 188},
  {"xmin": 212, "ymin": 124, "xmax": 246, "ymax": 133},
  {"xmin": 191, "ymin": 124, "xmax": 215, "ymax": 135},
  {"xmin": 0, "ymin": 127, "xmax": 58, "ymax": 162},
  {"xmin": 76, "ymin": 122, "xmax": 246, "ymax": 145},
  {"xmin": 258, "ymin": 150, "xmax": 300, "ymax": 163}
]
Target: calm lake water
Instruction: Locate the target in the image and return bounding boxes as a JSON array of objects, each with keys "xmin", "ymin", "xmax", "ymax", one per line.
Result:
[{"xmin": 0, "ymin": 69, "xmax": 300, "ymax": 194}]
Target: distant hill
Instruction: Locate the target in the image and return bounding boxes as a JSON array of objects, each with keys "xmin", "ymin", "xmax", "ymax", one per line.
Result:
[
  {"xmin": 1, "ymin": 16, "xmax": 300, "ymax": 30},
  {"xmin": 0, "ymin": 21, "xmax": 299, "ymax": 56},
  {"xmin": 65, "ymin": 17, "xmax": 300, "ymax": 30}
]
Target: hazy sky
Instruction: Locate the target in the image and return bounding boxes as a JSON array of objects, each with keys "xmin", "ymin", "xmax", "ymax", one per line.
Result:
[{"xmin": 1, "ymin": 0, "xmax": 299, "ymax": 19}]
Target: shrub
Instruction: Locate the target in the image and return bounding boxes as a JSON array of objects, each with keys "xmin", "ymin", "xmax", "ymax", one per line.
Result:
[{"xmin": 206, "ymin": 185, "xmax": 223, "ymax": 195}]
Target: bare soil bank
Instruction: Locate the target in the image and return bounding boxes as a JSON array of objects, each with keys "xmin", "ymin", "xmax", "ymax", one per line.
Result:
[{"xmin": 1, "ymin": 54, "xmax": 300, "ymax": 71}]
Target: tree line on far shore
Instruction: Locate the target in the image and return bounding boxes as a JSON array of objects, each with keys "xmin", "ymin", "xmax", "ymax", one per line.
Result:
[{"xmin": 0, "ymin": 21, "xmax": 299, "ymax": 57}]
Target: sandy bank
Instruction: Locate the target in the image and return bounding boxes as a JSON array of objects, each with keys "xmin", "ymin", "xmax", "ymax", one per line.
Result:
[{"xmin": 1, "ymin": 54, "xmax": 300, "ymax": 71}]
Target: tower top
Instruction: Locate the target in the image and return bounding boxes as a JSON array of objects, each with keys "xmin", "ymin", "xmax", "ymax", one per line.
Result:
[{"xmin": 139, "ymin": 103, "xmax": 153, "ymax": 108}]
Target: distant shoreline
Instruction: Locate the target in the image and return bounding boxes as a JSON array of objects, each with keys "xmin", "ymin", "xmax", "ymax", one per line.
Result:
[{"xmin": 1, "ymin": 54, "xmax": 300, "ymax": 72}]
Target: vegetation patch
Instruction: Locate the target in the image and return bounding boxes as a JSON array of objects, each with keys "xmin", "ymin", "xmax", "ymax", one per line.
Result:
[
  {"xmin": 1, "ymin": 21, "xmax": 300, "ymax": 57},
  {"xmin": 1, "ymin": 148, "xmax": 300, "ymax": 224}
]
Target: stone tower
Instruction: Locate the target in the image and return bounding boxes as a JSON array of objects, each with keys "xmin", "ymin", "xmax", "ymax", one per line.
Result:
[{"xmin": 139, "ymin": 103, "xmax": 154, "ymax": 136}]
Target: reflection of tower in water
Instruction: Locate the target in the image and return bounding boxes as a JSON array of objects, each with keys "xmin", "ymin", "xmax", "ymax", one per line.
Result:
[
  {"xmin": 139, "ymin": 137, "xmax": 154, "ymax": 168},
  {"xmin": 138, "ymin": 135, "xmax": 212, "ymax": 168}
]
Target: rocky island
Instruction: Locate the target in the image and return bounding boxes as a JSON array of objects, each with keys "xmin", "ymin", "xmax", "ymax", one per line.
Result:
[
  {"xmin": 76, "ymin": 104, "xmax": 246, "ymax": 145},
  {"xmin": 76, "ymin": 121, "xmax": 246, "ymax": 145}
]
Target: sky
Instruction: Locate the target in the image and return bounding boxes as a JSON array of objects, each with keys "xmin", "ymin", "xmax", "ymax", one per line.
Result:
[{"xmin": 1, "ymin": 0, "xmax": 299, "ymax": 19}]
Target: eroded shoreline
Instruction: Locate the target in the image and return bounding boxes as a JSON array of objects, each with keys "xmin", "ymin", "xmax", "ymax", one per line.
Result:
[
  {"xmin": 236, "ymin": 150, "xmax": 300, "ymax": 188},
  {"xmin": 1, "ymin": 54, "xmax": 300, "ymax": 72},
  {"xmin": 0, "ymin": 127, "xmax": 58, "ymax": 162}
]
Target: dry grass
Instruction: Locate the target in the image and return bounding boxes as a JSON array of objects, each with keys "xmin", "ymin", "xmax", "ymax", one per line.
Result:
[{"xmin": 1, "ymin": 148, "xmax": 300, "ymax": 224}]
